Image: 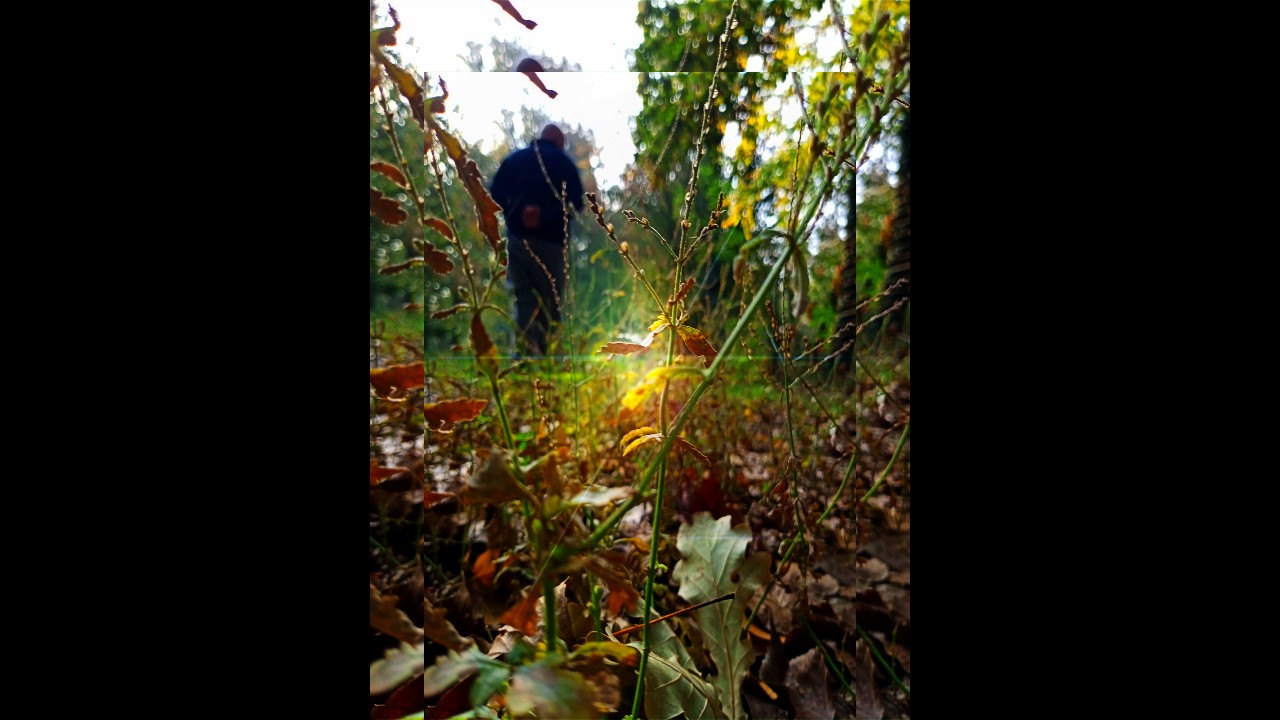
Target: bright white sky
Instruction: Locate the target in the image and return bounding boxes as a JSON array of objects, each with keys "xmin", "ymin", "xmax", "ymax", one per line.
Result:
[
  {"xmin": 381, "ymin": 0, "xmax": 646, "ymax": 189},
  {"xmin": 378, "ymin": 1, "xmax": 852, "ymax": 190}
]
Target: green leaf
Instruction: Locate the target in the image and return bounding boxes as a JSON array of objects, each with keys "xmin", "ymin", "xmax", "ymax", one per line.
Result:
[
  {"xmin": 671, "ymin": 513, "xmax": 772, "ymax": 720},
  {"xmin": 628, "ymin": 622, "xmax": 721, "ymax": 720},
  {"xmin": 469, "ymin": 660, "xmax": 512, "ymax": 708},
  {"xmin": 506, "ymin": 663, "xmax": 597, "ymax": 719},
  {"xmin": 570, "ymin": 641, "xmax": 641, "ymax": 667},
  {"xmin": 369, "ymin": 642, "xmax": 424, "ymax": 695},
  {"xmin": 422, "ymin": 646, "xmax": 501, "ymax": 698}
]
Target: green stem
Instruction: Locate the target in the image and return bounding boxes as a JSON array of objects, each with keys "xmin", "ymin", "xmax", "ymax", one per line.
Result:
[
  {"xmin": 543, "ymin": 574, "xmax": 558, "ymax": 656},
  {"xmin": 859, "ymin": 420, "xmax": 909, "ymax": 504},
  {"xmin": 856, "ymin": 624, "xmax": 910, "ymax": 697},
  {"xmin": 800, "ymin": 615, "xmax": 856, "ymax": 700},
  {"xmin": 485, "ymin": 372, "xmax": 516, "ymax": 451},
  {"xmin": 817, "ymin": 449, "xmax": 857, "ymax": 527}
]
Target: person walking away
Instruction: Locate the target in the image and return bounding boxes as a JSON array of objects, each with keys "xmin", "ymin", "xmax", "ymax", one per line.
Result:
[{"xmin": 489, "ymin": 124, "xmax": 585, "ymax": 356}]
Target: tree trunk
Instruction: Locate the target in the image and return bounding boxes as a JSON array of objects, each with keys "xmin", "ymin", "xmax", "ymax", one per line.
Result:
[
  {"xmin": 880, "ymin": 110, "xmax": 910, "ymax": 342},
  {"xmin": 833, "ymin": 110, "xmax": 910, "ymax": 371}
]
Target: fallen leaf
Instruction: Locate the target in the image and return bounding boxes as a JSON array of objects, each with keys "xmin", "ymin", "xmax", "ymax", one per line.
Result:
[
  {"xmin": 423, "ymin": 491, "xmax": 455, "ymax": 510},
  {"xmin": 371, "ymin": 674, "xmax": 423, "ymax": 719},
  {"xmin": 464, "ymin": 447, "xmax": 522, "ymax": 506},
  {"xmin": 854, "ymin": 641, "xmax": 885, "ymax": 719},
  {"xmin": 786, "ymin": 647, "xmax": 835, "ymax": 720},
  {"xmin": 562, "ymin": 485, "xmax": 633, "ymax": 509},
  {"xmin": 583, "ymin": 552, "xmax": 640, "ymax": 616},
  {"xmin": 370, "ymin": 463, "xmax": 410, "ymax": 486},
  {"xmin": 423, "ymin": 595, "xmax": 469, "ymax": 651},
  {"xmin": 499, "ymin": 588, "xmax": 542, "ymax": 637},
  {"xmin": 472, "ymin": 549, "xmax": 497, "ymax": 589},
  {"xmin": 370, "ymin": 584, "xmax": 423, "ymax": 645}
]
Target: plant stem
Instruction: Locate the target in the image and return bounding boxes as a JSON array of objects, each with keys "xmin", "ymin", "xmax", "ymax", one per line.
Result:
[
  {"xmin": 800, "ymin": 615, "xmax": 856, "ymax": 701},
  {"xmin": 858, "ymin": 420, "xmax": 909, "ymax": 504},
  {"xmin": 560, "ymin": 121, "xmax": 856, "ymax": 565},
  {"xmin": 542, "ymin": 573, "xmax": 558, "ymax": 656},
  {"xmin": 856, "ymin": 624, "xmax": 910, "ymax": 697}
]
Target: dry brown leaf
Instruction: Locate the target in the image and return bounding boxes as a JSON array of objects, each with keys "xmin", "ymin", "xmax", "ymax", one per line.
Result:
[
  {"xmin": 370, "ymin": 363, "xmax": 424, "ymax": 398},
  {"xmin": 424, "ymin": 491, "xmax": 455, "ymax": 510},
  {"xmin": 672, "ymin": 277, "xmax": 696, "ymax": 305},
  {"xmin": 854, "ymin": 641, "xmax": 885, "ymax": 719},
  {"xmin": 584, "ymin": 552, "xmax": 639, "ymax": 616},
  {"xmin": 430, "ymin": 119, "xmax": 504, "ymax": 258},
  {"xmin": 370, "ymin": 160, "xmax": 408, "ymax": 188},
  {"xmin": 431, "ymin": 304, "xmax": 470, "ymax": 320},
  {"xmin": 676, "ymin": 325, "xmax": 718, "ymax": 368},
  {"xmin": 369, "ymin": 584, "xmax": 424, "ymax": 645},
  {"xmin": 423, "ymin": 244, "xmax": 454, "ymax": 274},
  {"xmin": 423, "ymin": 398, "xmax": 488, "ymax": 430},
  {"xmin": 600, "ymin": 341, "xmax": 648, "ymax": 355},
  {"xmin": 672, "ymin": 437, "xmax": 712, "ymax": 466},
  {"xmin": 370, "ymin": 463, "xmax": 410, "ymax": 486},
  {"xmin": 499, "ymin": 588, "xmax": 541, "ymax": 637},
  {"xmin": 786, "ymin": 647, "xmax": 835, "ymax": 720},
  {"xmin": 471, "ymin": 313, "xmax": 499, "ymax": 380},
  {"xmin": 472, "ymin": 549, "xmax": 498, "ymax": 589},
  {"xmin": 423, "ymin": 595, "xmax": 469, "ymax": 651},
  {"xmin": 370, "ymin": 187, "xmax": 409, "ymax": 226},
  {"xmin": 424, "ymin": 217, "xmax": 455, "ymax": 240},
  {"xmin": 379, "ymin": 257, "xmax": 424, "ymax": 276}
]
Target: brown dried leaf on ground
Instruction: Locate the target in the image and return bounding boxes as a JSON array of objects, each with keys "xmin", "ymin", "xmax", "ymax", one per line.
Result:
[
  {"xmin": 370, "ymin": 584, "xmax": 423, "ymax": 645},
  {"xmin": 854, "ymin": 640, "xmax": 886, "ymax": 719},
  {"xmin": 499, "ymin": 587, "xmax": 542, "ymax": 637},
  {"xmin": 370, "ymin": 462, "xmax": 411, "ymax": 487},
  {"xmin": 423, "ymin": 595, "xmax": 469, "ymax": 651},
  {"xmin": 786, "ymin": 647, "xmax": 835, "ymax": 720}
]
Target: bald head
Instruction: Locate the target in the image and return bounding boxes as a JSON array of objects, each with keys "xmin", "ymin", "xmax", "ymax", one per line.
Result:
[{"xmin": 539, "ymin": 124, "xmax": 565, "ymax": 151}]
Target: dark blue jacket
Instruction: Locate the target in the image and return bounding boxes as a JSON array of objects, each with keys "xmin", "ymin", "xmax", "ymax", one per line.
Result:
[{"xmin": 489, "ymin": 139, "xmax": 585, "ymax": 244}]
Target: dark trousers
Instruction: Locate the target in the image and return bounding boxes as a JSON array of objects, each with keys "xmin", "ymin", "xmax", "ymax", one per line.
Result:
[{"xmin": 506, "ymin": 235, "xmax": 565, "ymax": 355}]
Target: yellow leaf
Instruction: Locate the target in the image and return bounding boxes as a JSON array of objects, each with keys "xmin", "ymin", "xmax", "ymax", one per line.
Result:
[
  {"xmin": 624, "ymin": 433, "xmax": 664, "ymax": 457},
  {"xmin": 620, "ymin": 426, "xmax": 662, "ymax": 448}
]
